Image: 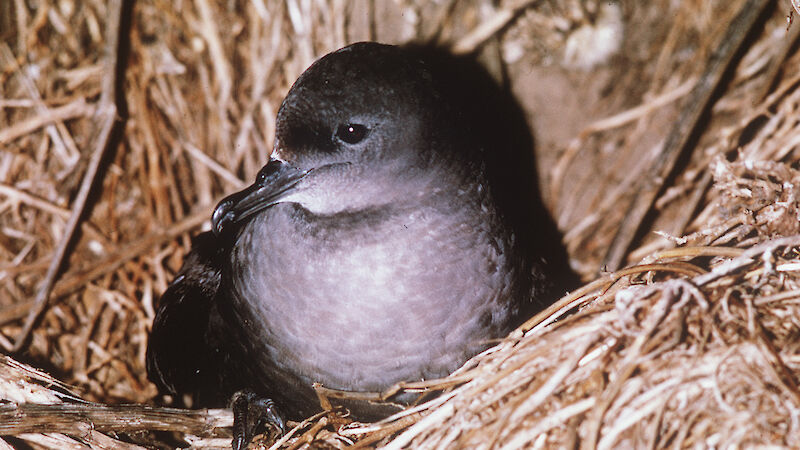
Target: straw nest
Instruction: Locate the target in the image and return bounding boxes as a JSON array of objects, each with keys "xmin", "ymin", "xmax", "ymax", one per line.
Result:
[{"xmin": 2, "ymin": 0, "xmax": 800, "ymax": 448}]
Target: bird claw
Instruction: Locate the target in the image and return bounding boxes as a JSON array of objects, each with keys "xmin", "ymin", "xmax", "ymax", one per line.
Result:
[{"xmin": 231, "ymin": 390, "xmax": 285, "ymax": 450}]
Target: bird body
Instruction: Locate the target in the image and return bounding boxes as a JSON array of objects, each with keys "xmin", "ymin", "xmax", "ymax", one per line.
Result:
[
  {"xmin": 228, "ymin": 190, "xmax": 520, "ymax": 401},
  {"xmin": 147, "ymin": 42, "xmax": 555, "ymax": 420}
]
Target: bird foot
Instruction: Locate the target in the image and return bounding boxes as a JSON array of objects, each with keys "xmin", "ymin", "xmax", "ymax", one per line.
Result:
[{"xmin": 231, "ymin": 390, "xmax": 285, "ymax": 450}]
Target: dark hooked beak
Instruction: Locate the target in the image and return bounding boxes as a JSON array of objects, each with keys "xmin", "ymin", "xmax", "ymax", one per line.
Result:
[{"xmin": 212, "ymin": 159, "xmax": 307, "ymax": 236}]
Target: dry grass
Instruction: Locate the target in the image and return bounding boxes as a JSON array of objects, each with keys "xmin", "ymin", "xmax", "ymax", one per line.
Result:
[{"xmin": 2, "ymin": 0, "xmax": 800, "ymax": 448}]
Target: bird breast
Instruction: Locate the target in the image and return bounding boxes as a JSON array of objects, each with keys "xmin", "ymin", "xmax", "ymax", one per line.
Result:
[{"xmin": 227, "ymin": 201, "xmax": 518, "ymax": 392}]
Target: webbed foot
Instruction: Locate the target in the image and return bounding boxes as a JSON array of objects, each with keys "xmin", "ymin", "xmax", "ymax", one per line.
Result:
[{"xmin": 231, "ymin": 390, "xmax": 285, "ymax": 450}]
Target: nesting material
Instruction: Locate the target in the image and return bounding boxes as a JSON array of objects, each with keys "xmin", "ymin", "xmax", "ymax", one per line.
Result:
[{"xmin": 367, "ymin": 237, "xmax": 800, "ymax": 447}]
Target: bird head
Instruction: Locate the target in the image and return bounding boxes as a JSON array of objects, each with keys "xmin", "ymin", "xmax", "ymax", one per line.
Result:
[{"xmin": 212, "ymin": 42, "xmax": 476, "ymax": 236}]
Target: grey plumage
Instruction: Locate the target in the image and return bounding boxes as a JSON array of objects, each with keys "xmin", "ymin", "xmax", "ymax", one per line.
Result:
[{"xmin": 147, "ymin": 42, "xmax": 566, "ymax": 420}]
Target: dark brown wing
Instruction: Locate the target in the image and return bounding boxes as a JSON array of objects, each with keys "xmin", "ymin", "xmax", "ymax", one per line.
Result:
[{"xmin": 145, "ymin": 231, "xmax": 233, "ymax": 406}]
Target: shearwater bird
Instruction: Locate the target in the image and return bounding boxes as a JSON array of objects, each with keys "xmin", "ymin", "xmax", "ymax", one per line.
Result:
[{"xmin": 146, "ymin": 41, "xmax": 567, "ymax": 446}]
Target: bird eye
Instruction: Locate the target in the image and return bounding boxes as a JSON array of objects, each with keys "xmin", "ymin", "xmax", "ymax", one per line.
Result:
[{"xmin": 335, "ymin": 124, "xmax": 368, "ymax": 145}]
